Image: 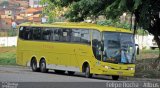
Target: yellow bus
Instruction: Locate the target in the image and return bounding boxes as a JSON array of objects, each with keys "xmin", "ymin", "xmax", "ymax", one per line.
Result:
[{"xmin": 17, "ymin": 22, "xmax": 136, "ymax": 80}]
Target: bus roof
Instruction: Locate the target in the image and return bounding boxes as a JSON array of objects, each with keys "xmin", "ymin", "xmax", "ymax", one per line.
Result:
[{"xmin": 19, "ymin": 22, "xmax": 132, "ymax": 33}]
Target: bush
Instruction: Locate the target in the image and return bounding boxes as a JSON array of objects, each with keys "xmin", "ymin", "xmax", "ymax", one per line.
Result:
[
  {"xmin": 0, "ymin": 47, "xmax": 16, "ymax": 65},
  {"xmin": 135, "ymin": 58, "xmax": 160, "ymax": 78},
  {"xmin": 0, "ymin": 29, "xmax": 18, "ymax": 37},
  {"xmin": 7, "ymin": 29, "xmax": 18, "ymax": 36},
  {"xmin": 97, "ymin": 20, "xmax": 130, "ymax": 29},
  {"xmin": 0, "ymin": 52, "xmax": 16, "ymax": 65}
]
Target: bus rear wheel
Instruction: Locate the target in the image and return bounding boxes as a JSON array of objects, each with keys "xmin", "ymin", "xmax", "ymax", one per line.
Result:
[
  {"xmin": 112, "ymin": 76, "xmax": 119, "ymax": 80},
  {"xmin": 31, "ymin": 59, "xmax": 40, "ymax": 72},
  {"xmin": 85, "ymin": 65, "xmax": 92, "ymax": 78},
  {"xmin": 40, "ymin": 59, "xmax": 48, "ymax": 73}
]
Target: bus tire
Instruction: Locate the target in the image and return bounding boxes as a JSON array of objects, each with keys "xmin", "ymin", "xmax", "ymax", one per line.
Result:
[
  {"xmin": 54, "ymin": 70, "xmax": 65, "ymax": 74},
  {"xmin": 85, "ymin": 65, "xmax": 92, "ymax": 78},
  {"xmin": 68, "ymin": 71, "xmax": 75, "ymax": 75},
  {"xmin": 40, "ymin": 59, "xmax": 48, "ymax": 73},
  {"xmin": 112, "ymin": 76, "xmax": 119, "ymax": 80},
  {"xmin": 31, "ymin": 58, "xmax": 40, "ymax": 72}
]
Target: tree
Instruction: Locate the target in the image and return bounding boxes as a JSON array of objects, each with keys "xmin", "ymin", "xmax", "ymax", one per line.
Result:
[
  {"xmin": 136, "ymin": 0, "xmax": 160, "ymax": 59},
  {"xmin": 106, "ymin": 0, "xmax": 160, "ymax": 59},
  {"xmin": 41, "ymin": 0, "xmax": 160, "ymax": 58},
  {"xmin": 40, "ymin": 0, "xmax": 79, "ymax": 22}
]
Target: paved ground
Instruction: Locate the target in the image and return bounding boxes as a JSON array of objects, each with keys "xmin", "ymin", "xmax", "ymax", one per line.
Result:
[
  {"xmin": 0, "ymin": 65, "xmax": 117, "ymax": 82},
  {"xmin": 0, "ymin": 66, "xmax": 160, "ymax": 88},
  {"xmin": 0, "ymin": 65, "xmax": 160, "ymax": 82}
]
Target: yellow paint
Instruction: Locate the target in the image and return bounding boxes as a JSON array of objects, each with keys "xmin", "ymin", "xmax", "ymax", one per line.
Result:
[{"xmin": 17, "ymin": 22, "xmax": 135, "ymax": 77}]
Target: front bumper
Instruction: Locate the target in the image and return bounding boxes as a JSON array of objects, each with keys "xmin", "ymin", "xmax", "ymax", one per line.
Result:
[
  {"xmin": 100, "ymin": 69, "xmax": 135, "ymax": 76},
  {"xmin": 94, "ymin": 68, "xmax": 135, "ymax": 76}
]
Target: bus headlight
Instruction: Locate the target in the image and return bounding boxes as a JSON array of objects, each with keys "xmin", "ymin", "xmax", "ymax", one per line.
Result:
[
  {"xmin": 104, "ymin": 66, "xmax": 111, "ymax": 69},
  {"xmin": 128, "ymin": 67, "xmax": 135, "ymax": 70}
]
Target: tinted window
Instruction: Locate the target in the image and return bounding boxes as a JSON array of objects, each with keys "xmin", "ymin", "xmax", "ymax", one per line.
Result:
[
  {"xmin": 19, "ymin": 27, "xmax": 91, "ymax": 45},
  {"xmin": 92, "ymin": 30, "xmax": 101, "ymax": 60},
  {"xmin": 50, "ymin": 28, "xmax": 55, "ymax": 41},
  {"xmin": 19, "ymin": 26, "xmax": 25, "ymax": 39},
  {"xmin": 60, "ymin": 28, "xmax": 71, "ymax": 42},
  {"xmin": 71, "ymin": 29, "xmax": 81, "ymax": 42},
  {"xmin": 42, "ymin": 28, "xmax": 52, "ymax": 41},
  {"xmin": 32, "ymin": 27, "xmax": 42, "ymax": 40},
  {"xmin": 19, "ymin": 26, "xmax": 32, "ymax": 40},
  {"xmin": 52, "ymin": 28, "xmax": 60, "ymax": 41},
  {"xmin": 81, "ymin": 29, "xmax": 90, "ymax": 44}
]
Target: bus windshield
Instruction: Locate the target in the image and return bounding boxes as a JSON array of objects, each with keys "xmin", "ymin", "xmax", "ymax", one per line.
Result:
[{"xmin": 102, "ymin": 32, "xmax": 136, "ymax": 64}]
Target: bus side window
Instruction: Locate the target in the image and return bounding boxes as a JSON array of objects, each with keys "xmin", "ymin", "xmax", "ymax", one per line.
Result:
[
  {"xmin": 92, "ymin": 30, "xmax": 101, "ymax": 61},
  {"xmin": 61, "ymin": 28, "xmax": 71, "ymax": 42},
  {"xmin": 53, "ymin": 29, "xmax": 60, "ymax": 41},
  {"xmin": 71, "ymin": 29, "xmax": 81, "ymax": 43},
  {"xmin": 19, "ymin": 26, "xmax": 25, "ymax": 39},
  {"xmin": 81, "ymin": 29, "xmax": 91, "ymax": 45},
  {"xmin": 19, "ymin": 26, "xmax": 32, "ymax": 40},
  {"xmin": 27, "ymin": 27, "xmax": 33, "ymax": 40},
  {"xmin": 42, "ymin": 28, "xmax": 51, "ymax": 41},
  {"xmin": 32, "ymin": 27, "xmax": 42, "ymax": 40},
  {"xmin": 19, "ymin": 27, "xmax": 24, "ymax": 39},
  {"xmin": 50, "ymin": 28, "xmax": 55, "ymax": 41}
]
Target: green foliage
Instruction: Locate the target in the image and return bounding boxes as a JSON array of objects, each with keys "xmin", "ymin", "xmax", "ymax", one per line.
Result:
[
  {"xmin": 0, "ymin": 29, "xmax": 17, "ymax": 37},
  {"xmin": 97, "ymin": 20, "xmax": 130, "ymax": 29},
  {"xmin": 41, "ymin": 0, "xmax": 144, "ymax": 22},
  {"xmin": 0, "ymin": 47, "xmax": 16, "ymax": 65},
  {"xmin": 135, "ymin": 58, "xmax": 160, "ymax": 78},
  {"xmin": 138, "ymin": 0, "xmax": 151, "ymax": 30},
  {"xmin": 0, "ymin": 52, "xmax": 16, "ymax": 65},
  {"xmin": 41, "ymin": 0, "xmax": 110, "ymax": 22},
  {"xmin": 135, "ymin": 49, "xmax": 160, "ymax": 78},
  {"xmin": 136, "ymin": 29, "xmax": 148, "ymax": 35},
  {"xmin": 40, "ymin": 0, "xmax": 56, "ymax": 23},
  {"xmin": 7, "ymin": 30, "xmax": 17, "ymax": 36},
  {"xmin": 65, "ymin": 0, "xmax": 123, "ymax": 21},
  {"xmin": 133, "ymin": 0, "xmax": 142, "ymax": 9},
  {"xmin": 105, "ymin": 0, "xmax": 124, "ymax": 19},
  {"xmin": 42, "ymin": 0, "xmax": 160, "ymax": 38}
]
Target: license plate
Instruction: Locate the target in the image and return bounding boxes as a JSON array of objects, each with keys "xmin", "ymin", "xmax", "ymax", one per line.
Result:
[{"xmin": 117, "ymin": 72, "xmax": 123, "ymax": 75}]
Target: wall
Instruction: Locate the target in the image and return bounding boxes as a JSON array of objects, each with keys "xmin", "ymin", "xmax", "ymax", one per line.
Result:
[
  {"xmin": 0, "ymin": 36, "xmax": 17, "ymax": 47},
  {"xmin": 0, "ymin": 35, "xmax": 156, "ymax": 49},
  {"xmin": 135, "ymin": 35, "xmax": 156, "ymax": 49}
]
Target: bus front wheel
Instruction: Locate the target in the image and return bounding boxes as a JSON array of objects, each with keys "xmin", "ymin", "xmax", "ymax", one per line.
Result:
[
  {"xmin": 112, "ymin": 76, "xmax": 119, "ymax": 80},
  {"xmin": 85, "ymin": 65, "xmax": 92, "ymax": 78},
  {"xmin": 40, "ymin": 59, "xmax": 48, "ymax": 73}
]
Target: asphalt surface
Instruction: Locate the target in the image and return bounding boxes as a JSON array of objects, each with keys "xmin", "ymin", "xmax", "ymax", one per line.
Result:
[
  {"xmin": 0, "ymin": 65, "xmax": 160, "ymax": 82},
  {"xmin": 0, "ymin": 66, "xmax": 160, "ymax": 88},
  {"xmin": 0, "ymin": 65, "xmax": 119, "ymax": 82}
]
